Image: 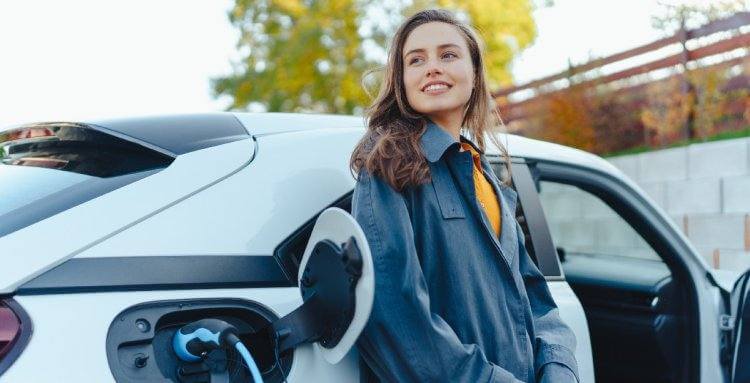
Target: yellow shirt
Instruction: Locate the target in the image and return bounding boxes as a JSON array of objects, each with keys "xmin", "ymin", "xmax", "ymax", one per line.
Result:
[{"xmin": 460, "ymin": 142, "xmax": 502, "ymax": 236}]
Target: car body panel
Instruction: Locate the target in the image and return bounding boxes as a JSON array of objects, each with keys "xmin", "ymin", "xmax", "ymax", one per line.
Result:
[
  {"xmin": 712, "ymin": 269, "xmax": 745, "ymax": 294},
  {"xmin": 0, "ymin": 138, "xmax": 255, "ymax": 293},
  {"xmin": 4, "ymin": 288, "xmax": 359, "ymax": 382},
  {"xmin": 548, "ymin": 280, "xmax": 595, "ymax": 383},
  {"xmin": 73, "ymin": 128, "xmax": 361, "ymax": 258},
  {"xmin": 233, "ymin": 112, "xmax": 365, "ymax": 136}
]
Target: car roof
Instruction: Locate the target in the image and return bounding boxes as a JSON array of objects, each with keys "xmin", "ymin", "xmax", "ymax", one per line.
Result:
[
  {"xmin": 233, "ymin": 112, "xmax": 366, "ymax": 135},
  {"xmin": 232, "ymin": 112, "xmax": 623, "ymax": 178},
  {"xmin": 1, "ymin": 112, "xmax": 622, "ymax": 178}
]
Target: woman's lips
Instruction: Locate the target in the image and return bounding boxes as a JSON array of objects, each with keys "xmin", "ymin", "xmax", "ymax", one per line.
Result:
[{"xmin": 422, "ymin": 84, "xmax": 451, "ymax": 95}]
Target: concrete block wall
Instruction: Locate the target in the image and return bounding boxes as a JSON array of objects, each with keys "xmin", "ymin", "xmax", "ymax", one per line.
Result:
[
  {"xmin": 539, "ymin": 182, "xmax": 660, "ymax": 263},
  {"xmin": 607, "ymin": 137, "xmax": 750, "ymax": 271}
]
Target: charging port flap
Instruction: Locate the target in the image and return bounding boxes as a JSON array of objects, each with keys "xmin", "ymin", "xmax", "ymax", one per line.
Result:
[{"xmin": 268, "ymin": 207, "xmax": 374, "ymax": 364}]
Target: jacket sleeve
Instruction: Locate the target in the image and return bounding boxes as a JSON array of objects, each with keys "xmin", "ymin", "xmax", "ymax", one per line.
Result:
[
  {"xmin": 352, "ymin": 170, "xmax": 523, "ymax": 383},
  {"xmin": 515, "ymin": 220, "xmax": 580, "ymax": 382}
]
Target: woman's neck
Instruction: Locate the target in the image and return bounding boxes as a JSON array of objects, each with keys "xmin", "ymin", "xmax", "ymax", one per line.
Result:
[{"xmin": 428, "ymin": 113, "xmax": 463, "ymax": 141}]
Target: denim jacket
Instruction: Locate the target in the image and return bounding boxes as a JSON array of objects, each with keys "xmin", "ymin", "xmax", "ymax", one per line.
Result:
[{"xmin": 352, "ymin": 121, "xmax": 579, "ymax": 382}]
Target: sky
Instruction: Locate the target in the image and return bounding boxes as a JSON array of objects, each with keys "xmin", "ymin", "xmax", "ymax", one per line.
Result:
[{"xmin": 0, "ymin": 0, "xmax": 709, "ymax": 127}]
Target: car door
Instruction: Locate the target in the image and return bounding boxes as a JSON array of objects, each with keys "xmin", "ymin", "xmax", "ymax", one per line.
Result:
[
  {"xmin": 489, "ymin": 158, "xmax": 596, "ymax": 383},
  {"xmin": 530, "ymin": 158, "xmax": 740, "ymax": 383},
  {"xmin": 728, "ymin": 269, "xmax": 750, "ymax": 382}
]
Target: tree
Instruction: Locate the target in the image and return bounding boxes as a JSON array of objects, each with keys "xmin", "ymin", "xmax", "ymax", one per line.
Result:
[
  {"xmin": 649, "ymin": 0, "xmax": 748, "ymax": 141},
  {"xmin": 213, "ymin": 0, "xmax": 371, "ymax": 114},
  {"xmin": 651, "ymin": 0, "xmax": 748, "ymax": 32},
  {"xmin": 213, "ymin": 0, "xmax": 538, "ymax": 114}
]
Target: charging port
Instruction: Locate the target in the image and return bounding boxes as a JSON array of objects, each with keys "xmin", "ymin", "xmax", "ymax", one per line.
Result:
[{"xmin": 106, "ymin": 298, "xmax": 292, "ymax": 383}]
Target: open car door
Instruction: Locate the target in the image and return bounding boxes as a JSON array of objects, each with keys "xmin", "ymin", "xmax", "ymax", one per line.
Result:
[{"xmin": 729, "ymin": 270, "xmax": 750, "ymax": 382}]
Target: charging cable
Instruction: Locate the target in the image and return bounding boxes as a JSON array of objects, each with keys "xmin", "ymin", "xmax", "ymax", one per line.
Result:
[{"xmin": 172, "ymin": 318, "xmax": 264, "ymax": 383}]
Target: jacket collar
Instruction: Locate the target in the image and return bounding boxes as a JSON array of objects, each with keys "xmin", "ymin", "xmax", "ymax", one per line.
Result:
[{"xmin": 420, "ymin": 120, "xmax": 484, "ymax": 162}]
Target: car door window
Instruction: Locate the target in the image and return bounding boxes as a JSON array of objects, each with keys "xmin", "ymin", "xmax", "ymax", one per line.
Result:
[{"xmin": 537, "ymin": 180, "xmax": 661, "ymax": 263}]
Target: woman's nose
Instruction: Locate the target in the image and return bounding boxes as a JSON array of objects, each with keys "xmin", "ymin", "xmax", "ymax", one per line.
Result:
[{"xmin": 425, "ymin": 58, "xmax": 443, "ymax": 77}]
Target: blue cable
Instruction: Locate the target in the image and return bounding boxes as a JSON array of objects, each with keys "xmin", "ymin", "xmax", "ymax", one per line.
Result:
[{"xmin": 235, "ymin": 341, "xmax": 264, "ymax": 383}]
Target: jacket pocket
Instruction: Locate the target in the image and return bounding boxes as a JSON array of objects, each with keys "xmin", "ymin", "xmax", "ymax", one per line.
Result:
[{"xmin": 430, "ymin": 163, "xmax": 465, "ymax": 219}]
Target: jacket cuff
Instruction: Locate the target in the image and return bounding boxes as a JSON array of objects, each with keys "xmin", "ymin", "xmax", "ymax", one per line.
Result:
[
  {"xmin": 535, "ymin": 344, "xmax": 579, "ymax": 382},
  {"xmin": 539, "ymin": 362, "xmax": 578, "ymax": 383}
]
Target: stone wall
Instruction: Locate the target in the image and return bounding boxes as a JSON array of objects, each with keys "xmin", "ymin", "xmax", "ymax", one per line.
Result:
[{"xmin": 606, "ymin": 138, "xmax": 750, "ymax": 270}]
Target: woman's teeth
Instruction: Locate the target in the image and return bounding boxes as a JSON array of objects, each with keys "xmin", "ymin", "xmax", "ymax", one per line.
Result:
[{"xmin": 424, "ymin": 84, "xmax": 449, "ymax": 92}]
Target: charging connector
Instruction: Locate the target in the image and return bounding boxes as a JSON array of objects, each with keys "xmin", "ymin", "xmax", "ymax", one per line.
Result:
[{"xmin": 173, "ymin": 319, "xmax": 264, "ymax": 383}]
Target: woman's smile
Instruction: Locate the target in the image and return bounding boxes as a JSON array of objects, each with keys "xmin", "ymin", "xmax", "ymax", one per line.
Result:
[{"xmin": 421, "ymin": 80, "xmax": 453, "ymax": 94}]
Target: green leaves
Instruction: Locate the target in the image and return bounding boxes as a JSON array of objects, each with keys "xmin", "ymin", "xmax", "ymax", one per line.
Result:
[{"xmin": 213, "ymin": 0, "xmax": 537, "ymax": 113}]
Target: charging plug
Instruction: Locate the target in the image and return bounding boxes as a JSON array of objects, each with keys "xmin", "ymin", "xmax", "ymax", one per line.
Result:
[
  {"xmin": 172, "ymin": 318, "xmax": 265, "ymax": 383},
  {"xmin": 172, "ymin": 318, "xmax": 240, "ymax": 362}
]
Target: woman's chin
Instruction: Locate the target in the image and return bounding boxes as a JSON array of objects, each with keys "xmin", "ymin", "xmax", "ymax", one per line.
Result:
[{"xmin": 417, "ymin": 102, "xmax": 464, "ymax": 117}]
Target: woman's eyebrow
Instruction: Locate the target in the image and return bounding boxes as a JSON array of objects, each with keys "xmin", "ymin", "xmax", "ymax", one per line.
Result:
[{"xmin": 403, "ymin": 43, "xmax": 461, "ymax": 57}]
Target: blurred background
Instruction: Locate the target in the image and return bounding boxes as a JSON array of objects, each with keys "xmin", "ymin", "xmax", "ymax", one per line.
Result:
[{"xmin": 1, "ymin": 0, "xmax": 749, "ymax": 269}]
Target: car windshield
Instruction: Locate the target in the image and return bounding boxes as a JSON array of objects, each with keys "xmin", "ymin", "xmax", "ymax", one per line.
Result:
[{"xmin": 0, "ymin": 122, "xmax": 172, "ymax": 237}]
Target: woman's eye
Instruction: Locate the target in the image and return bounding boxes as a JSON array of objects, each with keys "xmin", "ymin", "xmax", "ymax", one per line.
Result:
[
  {"xmin": 408, "ymin": 57, "xmax": 423, "ymax": 65},
  {"xmin": 442, "ymin": 52, "xmax": 458, "ymax": 59}
]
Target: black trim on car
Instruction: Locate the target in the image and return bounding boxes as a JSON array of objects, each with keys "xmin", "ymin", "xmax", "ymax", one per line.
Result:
[
  {"xmin": 484, "ymin": 156, "xmax": 561, "ymax": 279},
  {"xmin": 534, "ymin": 160, "xmax": 700, "ymax": 383},
  {"xmin": 16, "ymin": 256, "xmax": 294, "ymax": 295},
  {"xmin": 85, "ymin": 113, "xmax": 250, "ymax": 155},
  {"xmin": 509, "ymin": 161, "xmax": 563, "ymax": 279},
  {"xmin": 0, "ymin": 298, "xmax": 32, "ymax": 376},
  {"xmin": 274, "ymin": 193, "xmax": 353, "ymax": 283}
]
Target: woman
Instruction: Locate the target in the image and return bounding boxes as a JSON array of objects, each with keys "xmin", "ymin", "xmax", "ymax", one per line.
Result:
[{"xmin": 349, "ymin": 9, "xmax": 579, "ymax": 383}]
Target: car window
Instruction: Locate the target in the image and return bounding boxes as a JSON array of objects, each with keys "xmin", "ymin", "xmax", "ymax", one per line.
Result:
[
  {"xmin": 537, "ymin": 180, "xmax": 661, "ymax": 262},
  {"xmin": 0, "ymin": 165, "xmax": 90, "ymax": 216},
  {"xmin": 0, "ymin": 123, "xmax": 171, "ymax": 236}
]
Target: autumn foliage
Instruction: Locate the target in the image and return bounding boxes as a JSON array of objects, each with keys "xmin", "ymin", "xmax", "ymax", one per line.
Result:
[
  {"xmin": 502, "ymin": 59, "xmax": 749, "ymax": 155},
  {"xmin": 500, "ymin": 5, "xmax": 749, "ymax": 155}
]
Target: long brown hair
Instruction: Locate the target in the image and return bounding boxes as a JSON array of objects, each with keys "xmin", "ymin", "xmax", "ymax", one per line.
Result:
[{"xmin": 350, "ymin": 8, "xmax": 511, "ymax": 192}]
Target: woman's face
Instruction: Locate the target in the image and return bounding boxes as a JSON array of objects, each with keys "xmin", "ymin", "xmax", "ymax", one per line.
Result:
[{"xmin": 402, "ymin": 22, "xmax": 475, "ymax": 123}]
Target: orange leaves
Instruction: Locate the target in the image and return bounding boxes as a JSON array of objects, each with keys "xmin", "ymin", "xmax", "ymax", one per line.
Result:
[
  {"xmin": 538, "ymin": 88, "xmax": 596, "ymax": 152},
  {"xmin": 640, "ymin": 76, "xmax": 695, "ymax": 145}
]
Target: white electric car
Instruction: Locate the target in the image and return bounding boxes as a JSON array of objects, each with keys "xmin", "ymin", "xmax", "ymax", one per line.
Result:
[{"xmin": 1, "ymin": 113, "xmax": 748, "ymax": 383}]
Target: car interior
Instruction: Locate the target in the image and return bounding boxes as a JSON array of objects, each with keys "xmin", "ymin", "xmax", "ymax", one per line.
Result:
[{"xmin": 532, "ymin": 166, "xmax": 699, "ymax": 383}]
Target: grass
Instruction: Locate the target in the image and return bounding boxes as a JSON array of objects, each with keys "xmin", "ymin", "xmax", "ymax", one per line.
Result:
[{"xmin": 603, "ymin": 125, "xmax": 750, "ymax": 158}]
